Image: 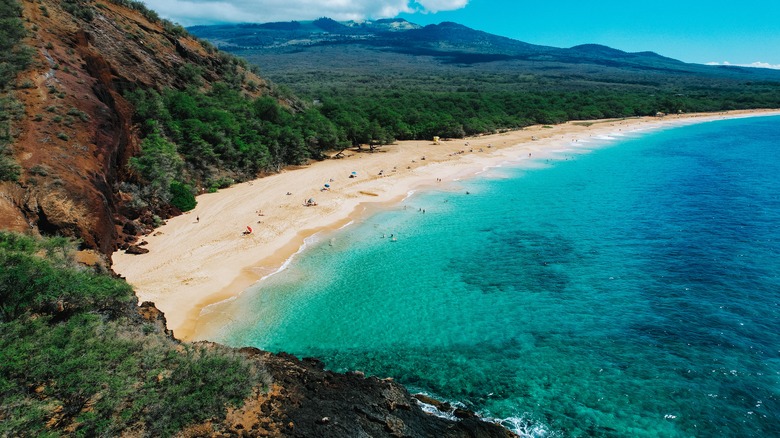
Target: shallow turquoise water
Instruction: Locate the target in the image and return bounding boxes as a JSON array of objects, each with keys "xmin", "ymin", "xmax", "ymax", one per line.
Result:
[{"xmin": 211, "ymin": 116, "xmax": 780, "ymax": 436}]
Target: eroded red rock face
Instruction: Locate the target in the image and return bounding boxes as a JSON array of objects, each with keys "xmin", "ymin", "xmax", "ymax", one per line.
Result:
[{"xmin": 2, "ymin": 0, "xmax": 265, "ymax": 257}]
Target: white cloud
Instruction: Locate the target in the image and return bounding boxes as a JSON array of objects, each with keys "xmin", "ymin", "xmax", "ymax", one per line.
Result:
[
  {"xmin": 706, "ymin": 61, "xmax": 780, "ymax": 70},
  {"xmin": 414, "ymin": 0, "xmax": 468, "ymax": 13},
  {"xmin": 141, "ymin": 0, "xmax": 469, "ymax": 26}
]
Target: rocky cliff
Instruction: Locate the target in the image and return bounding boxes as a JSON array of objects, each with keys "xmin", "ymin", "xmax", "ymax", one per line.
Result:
[{"xmin": 1, "ymin": 0, "xmax": 266, "ymax": 258}]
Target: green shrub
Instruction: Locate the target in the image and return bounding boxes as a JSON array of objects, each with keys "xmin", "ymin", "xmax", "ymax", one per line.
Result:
[
  {"xmin": 67, "ymin": 106, "xmax": 89, "ymax": 121},
  {"xmin": 0, "ymin": 0, "xmax": 34, "ymax": 181},
  {"xmin": 0, "ymin": 144, "xmax": 20, "ymax": 182},
  {"xmin": 0, "ymin": 233, "xmax": 134, "ymax": 321},
  {"xmin": 169, "ymin": 180, "xmax": 196, "ymax": 211},
  {"xmin": 61, "ymin": 0, "xmax": 95, "ymax": 21}
]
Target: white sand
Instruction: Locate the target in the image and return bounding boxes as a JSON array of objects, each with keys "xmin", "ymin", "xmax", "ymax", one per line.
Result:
[{"xmin": 111, "ymin": 110, "xmax": 780, "ymax": 340}]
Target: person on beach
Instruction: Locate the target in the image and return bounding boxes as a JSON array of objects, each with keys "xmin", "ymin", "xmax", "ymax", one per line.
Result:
[{"xmin": 196, "ymin": 216, "xmax": 199, "ymax": 223}]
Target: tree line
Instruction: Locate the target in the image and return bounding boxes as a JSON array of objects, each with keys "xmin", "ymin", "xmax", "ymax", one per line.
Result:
[
  {"xmin": 124, "ymin": 83, "xmax": 346, "ymax": 211},
  {"xmin": 125, "ymin": 78, "xmax": 780, "ymax": 212}
]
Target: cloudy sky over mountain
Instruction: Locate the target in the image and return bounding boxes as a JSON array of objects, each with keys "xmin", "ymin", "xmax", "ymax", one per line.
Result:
[
  {"xmin": 141, "ymin": 0, "xmax": 780, "ymax": 67},
  {"xmin": 141, "ymin": 0, "xmax": 468, "ymax": 24}
]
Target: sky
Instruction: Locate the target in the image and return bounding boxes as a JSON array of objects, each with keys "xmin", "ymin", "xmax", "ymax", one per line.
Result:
[{"xmin": 141, "ymin": 0, "xmax": 780, "ymax": 68}]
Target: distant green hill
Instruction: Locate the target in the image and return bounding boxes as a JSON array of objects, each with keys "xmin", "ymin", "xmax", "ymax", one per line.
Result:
[
  {"xmin": 190, "ymin": 18, "xmax": 780, "ymax": 141},
  {"xmin": 189, "ymin": 18, "xmax": 780, "ymax": 84}
]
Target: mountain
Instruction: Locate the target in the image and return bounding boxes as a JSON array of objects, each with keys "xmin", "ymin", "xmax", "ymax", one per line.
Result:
[{"xmin": 190, "ymin": 18, "xmax": 780, "ymax": 89}]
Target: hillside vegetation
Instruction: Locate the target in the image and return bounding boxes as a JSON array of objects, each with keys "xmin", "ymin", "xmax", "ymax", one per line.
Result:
[
  {"xmin": 0, "ymin": 0, "xmax": 31, "ymax": 181},
  {"xmin": 125, "ymin": 82, "xmax": 344, "ymax": 210},
  {"xmin": 0, "ymin": 232, "xmax": 264, "ymax": 436}
]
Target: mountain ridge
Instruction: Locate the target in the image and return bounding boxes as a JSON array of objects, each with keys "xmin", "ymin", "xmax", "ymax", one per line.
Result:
[{"xmin": 189, "ymin": 17, "xmax": 780, "ymax": 79}]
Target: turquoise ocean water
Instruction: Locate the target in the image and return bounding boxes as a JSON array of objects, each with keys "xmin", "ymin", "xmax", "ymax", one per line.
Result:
[{"xmin": 209, "ymin": 116, "xmax": 780, "ymax": 436}]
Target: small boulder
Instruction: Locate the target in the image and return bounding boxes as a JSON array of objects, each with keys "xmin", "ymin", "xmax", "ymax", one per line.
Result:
[{"xmin": 125, "ymin": 245, "xmax": 149, "ymax": 255}]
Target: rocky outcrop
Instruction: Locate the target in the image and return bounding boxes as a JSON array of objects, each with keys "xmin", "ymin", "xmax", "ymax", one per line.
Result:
[
  {"xmin": 134, "ymin": 301, "xmax": 515, "ymax": 437},
  {"xmin": 232, "ymin": 349, "xmax": 515, "ymax": 437}
]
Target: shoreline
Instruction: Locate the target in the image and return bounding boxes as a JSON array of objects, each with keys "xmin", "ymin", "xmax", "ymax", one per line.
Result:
[{"xmin": 111, "ymin": 109, "xmax": 780, "ymax": 341}]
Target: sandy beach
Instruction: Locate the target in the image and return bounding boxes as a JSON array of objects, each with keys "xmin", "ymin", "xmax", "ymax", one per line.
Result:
[{"xmin": 111, "ymin": 109, "xmax": 780, "ymax": 340}]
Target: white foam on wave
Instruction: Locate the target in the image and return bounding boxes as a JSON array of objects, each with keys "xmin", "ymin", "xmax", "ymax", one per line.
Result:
[
  {"xmin": 267, "ymin": 233, "xmax": 320, "ymax": 280},
  {"xmin": 198, "ymin": 294, "xmax": 239, "ymax": 315},
  {"xmin": 415, "ymin": 400, "xmax": 458, "ymax": 422},
  {"xmin": 489, "ymin": 413, "xmax": 559, "ymax": 438},
  {"xmin": 475, "ymin": 161, "xmax": 513, "ymax": 177},
  {"xmin": 337, "ymin": 220, "xmax": 354, "ymax": 230},
  {"xmin": 199, "ymin": 232, "xmax": 323, "ymax": 317},
  {"xmin": 414, "ymin": 392, "xmax": 558, "ymax": 438}
]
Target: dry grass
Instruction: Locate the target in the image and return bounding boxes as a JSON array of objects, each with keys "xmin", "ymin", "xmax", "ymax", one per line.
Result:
[{"xmin": 39, "ymin": 190, "xmax": 92, "ymax": 228}]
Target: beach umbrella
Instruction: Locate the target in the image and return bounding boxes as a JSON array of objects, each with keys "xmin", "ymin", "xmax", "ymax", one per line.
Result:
[
  {"xmin": 246, "ymin": 226, "xmax": 252, "ymax": 233},
  {"xmin": 351, "ymin": 171, "xmax": 357, "ymax": 175},
  {"xmin": 324, "ymin": 184, "xmax": 330, "ymax": 188}
]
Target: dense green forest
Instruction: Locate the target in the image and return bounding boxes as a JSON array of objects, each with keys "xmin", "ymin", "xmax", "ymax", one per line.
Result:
[
  {"xmin": 313, "ymin": 86, "xmax": 780, "ymax": 141},
  {"xmin": 253, "ymin": 58, "xmax": 780, "ymax": 141},
  {"xmin": 124, "ymin": 83, "xmax": 346, "ymax": 211},
  {"xmin": 125, "ymin": 72, "xmax": 780, "ymax": 211},
  {"xmin": 0, "ymin": 232, "xmax": 264, "ymax": 436}
]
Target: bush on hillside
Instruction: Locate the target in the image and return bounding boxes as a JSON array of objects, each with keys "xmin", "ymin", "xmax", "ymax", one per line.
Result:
[{"xmin": 169, "ymin": 180, "xmax": 196, "ymax": 211}]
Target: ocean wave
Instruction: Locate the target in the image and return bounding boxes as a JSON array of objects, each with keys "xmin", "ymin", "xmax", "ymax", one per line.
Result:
[
  {"xmin": 337, "ymin": 220, "xmax": 354, "ymax": 230},
  {"xmin": 492, "ymin": 413, "xmax": 560, "ymax": 438},
  {"xmin": 414, "ymin": 393, "xmax": 558, "ymax": 437},
  {"xmin": 198, "ymin": 232, "xmax": 322, "ymax": 316},
  {"xmin": 269, "ymin": 234, "xmax": 320, "ymax": 277}
]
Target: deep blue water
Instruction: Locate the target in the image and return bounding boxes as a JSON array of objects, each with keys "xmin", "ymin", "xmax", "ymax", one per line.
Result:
[{"xmin": 209, "ymin": 116, "xmax": 780, "ymax": 436}]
